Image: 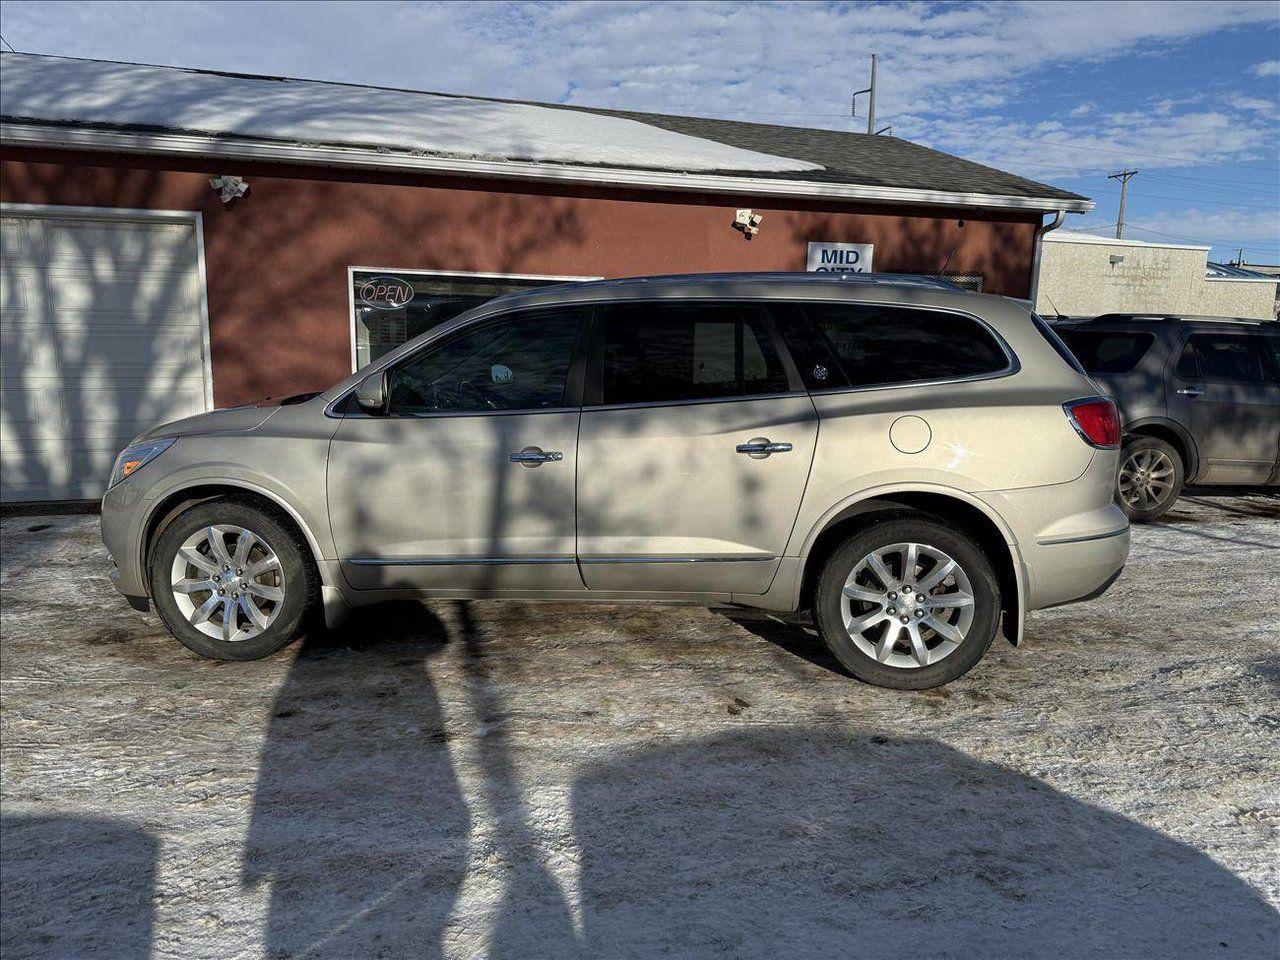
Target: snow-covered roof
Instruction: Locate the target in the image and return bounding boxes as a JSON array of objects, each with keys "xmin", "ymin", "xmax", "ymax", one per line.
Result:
[
  {"xmin": 0, "ymin": 52, "xmax": 1092, "ymax": 212},
  {"xmin": 0, "ymin": 52, "xmax": 819, "ymax": 175}
]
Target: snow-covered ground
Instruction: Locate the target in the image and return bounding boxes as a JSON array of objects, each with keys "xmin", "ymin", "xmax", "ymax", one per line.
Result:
[
  {"xmin": 0, "ymin": 52, "xmax": 822, "ymax": 174},
  {"xmin": 1, "ymin": 494, "xmax": 1277, "ymax": 959}
]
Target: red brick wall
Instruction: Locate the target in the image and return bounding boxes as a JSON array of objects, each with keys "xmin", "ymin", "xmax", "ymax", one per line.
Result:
[{"xmin": 2, "ymin": 148, "xmax": 1041, "ymax": 406}]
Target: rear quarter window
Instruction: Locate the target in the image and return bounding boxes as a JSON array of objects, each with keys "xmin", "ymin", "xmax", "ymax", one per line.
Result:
[
  {"xmin": 799, "ymin": 303, "xmax": 1009, "ymax": 388},
  {"xmin": 1059, "ymin": 331, "xmax": 1155, "ymax": 374}
]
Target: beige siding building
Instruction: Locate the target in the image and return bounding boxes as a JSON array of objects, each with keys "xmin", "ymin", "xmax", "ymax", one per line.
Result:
[{"xmin": 1035, "ymin": 231, "xmax": 1278, "ymax": 320}]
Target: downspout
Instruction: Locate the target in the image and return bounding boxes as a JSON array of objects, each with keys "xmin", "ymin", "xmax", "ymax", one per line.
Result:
[{"xmin": 1030, "ymin": 209, "xmax": 1065, "ymax": 312}]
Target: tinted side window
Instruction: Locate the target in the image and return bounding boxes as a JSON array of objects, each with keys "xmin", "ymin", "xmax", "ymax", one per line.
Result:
[
  {"xmin": 599, "ymin": 302, "xmax": 790, "ymax": 405},
  {"xmin": 1059, "ymin": 331, "xmax": 1155, "ymax": 374},
  {"xmin": 800, "ymin": 303, "xmax": 1008, "ymax": 388},
  {"xmin": 1185, "ymin": 334, "xmax": 1264, "ymax": 383},
  {"xmin": 386, "ymin": 308, "xmax": 583, "ymax": 414}
]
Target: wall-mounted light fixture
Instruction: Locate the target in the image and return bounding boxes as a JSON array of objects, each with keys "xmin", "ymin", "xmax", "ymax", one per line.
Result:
[
  {"xmin": 1109, "ymin": 254, "xmax": 1125, "ymax": 266},
  {"xmin": 733, "ymin": 208, "xmax": 763, "ymax": 239},
  {"xmin": 209, "ymin": 175, "xmax": 250, "ymax": 204}
]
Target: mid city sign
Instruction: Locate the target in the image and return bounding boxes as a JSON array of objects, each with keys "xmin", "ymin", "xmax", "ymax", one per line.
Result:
[{"xmin": 807, "ymin": 241, "xmax": 874, "ymax": 274}]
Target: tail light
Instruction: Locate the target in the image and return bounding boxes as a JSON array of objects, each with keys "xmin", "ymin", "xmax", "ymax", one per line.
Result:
[{"xmin": 1064, "ymin": 397, "xmax": 1121, "ymax": 449}]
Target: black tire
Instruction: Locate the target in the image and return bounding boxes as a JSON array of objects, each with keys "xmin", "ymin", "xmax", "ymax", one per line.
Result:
[
  {"xmin": 813, "ymin": 516, "xmax": 1001, "ymax": 690},
  {"xmin": 149, "ymin": 499, "xmax": 316, "ymax": 660},
  {"xmin": 1116, "ymin": 436, "xmax": 1184, "ymax": 523}
]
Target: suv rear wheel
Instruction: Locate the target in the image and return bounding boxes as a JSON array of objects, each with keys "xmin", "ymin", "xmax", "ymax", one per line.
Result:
[
  {"xmin": 149, "ymin": 500, "xmax": 316, "ymax": 660},
  {"xmin": 1116, "ymin": 436, "xmax": 1183, "ymax": 523},
  {"xmin": 813, "ymin": 516, "xmax": 1001, "ymax": 689}
]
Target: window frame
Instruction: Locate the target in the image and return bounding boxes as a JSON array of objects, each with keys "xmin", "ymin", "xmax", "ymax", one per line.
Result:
[
  {"xmin": 789, "ymin": 298, "xmax": 1021, "ymax": 396},
  {"xmin": 339, "ymin": 304, "xmax": 594, "ymax": 419},
  {"xmin": 580, "ymin": 298, "xmax": 806, "ymax": 410},
  {"xmin": 345, "ymin": 265, "xmax": 599, "ymax": 373}
]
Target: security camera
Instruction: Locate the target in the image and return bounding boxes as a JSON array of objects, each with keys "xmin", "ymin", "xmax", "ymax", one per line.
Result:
[
  {"xmin": 733, "ymin": 208, "xmax": 763, "ymax": 237},
  {"xmin": 209, "ymin": 175, "xmax": 250, "ymax": 204}
]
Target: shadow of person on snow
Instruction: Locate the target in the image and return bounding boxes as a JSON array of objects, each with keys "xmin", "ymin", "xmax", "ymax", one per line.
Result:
[{"xmin": 241, "ymin": 602, "xmax": 469, "ymax": 959}]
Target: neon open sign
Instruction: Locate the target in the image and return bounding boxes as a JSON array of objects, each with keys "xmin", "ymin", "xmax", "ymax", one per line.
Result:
[{"xmin": 358, "ymin": 276, "xmax": 415, "ymax": 310}]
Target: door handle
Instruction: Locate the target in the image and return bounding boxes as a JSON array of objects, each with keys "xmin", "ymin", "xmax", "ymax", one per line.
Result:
[
  {"xmin": 736, "ymin": 439, "xmax": 793, "ymax": 457},
  {"xmin": 1176, "ymin": 387, "xmax": 1204, "ymax": 397},
  {"xmin": 509, "ymin": 447, "xmax": 563, "ymax": 466}
]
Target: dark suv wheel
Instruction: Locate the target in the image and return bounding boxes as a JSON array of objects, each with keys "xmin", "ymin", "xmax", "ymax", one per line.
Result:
[
  {"xmin": 149, "ymin": 500, "xmax": 316, "ymax": 660},
  {"xmin": 1116, "ymin": 436, "xmax": 1184, "ymax": 523},
  {"xmin": 813, "ymin": 516, "xmax": 1001, "ymax": 689}
]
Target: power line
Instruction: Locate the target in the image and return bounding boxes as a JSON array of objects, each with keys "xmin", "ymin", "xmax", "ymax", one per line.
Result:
[
  {"xmin": 0, "ymin": 33, "xmax": 17, "ymax": 53},
  {"xmin": 1123, "ymin": 223, "xmax": 1279, "ymax": 252}
]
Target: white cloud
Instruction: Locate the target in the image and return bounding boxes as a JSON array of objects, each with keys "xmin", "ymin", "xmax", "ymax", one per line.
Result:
[
  {"xmin": 1123, "ymin": 208, "xmax": 1280, "ymax": 246},
  {"xmin": 1250, "ymin": 59, "xmax": 1280, "ymax": 77},
  {"xmin": 1232, "ymin": 96, "xmax": 1278, "ymax": 113},
  {"xmin": 1068, "ymin": 102, "xmax": 1097, "ymax": 117}
]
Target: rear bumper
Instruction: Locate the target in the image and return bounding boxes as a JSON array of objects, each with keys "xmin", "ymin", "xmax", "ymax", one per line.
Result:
[{"xmin": 1022, "ymin": 526, "xmax": 1129, "ymax": 609}]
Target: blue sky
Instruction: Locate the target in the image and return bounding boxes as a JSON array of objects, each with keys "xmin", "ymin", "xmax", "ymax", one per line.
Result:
[{"xmin": 2, "ymin": 0, "xmax": 1277, "ymax": 261}]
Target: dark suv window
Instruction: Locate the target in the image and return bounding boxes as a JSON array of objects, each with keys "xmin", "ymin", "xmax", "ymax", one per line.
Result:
[
  {"xmin": 385, "ymin": 308, "xmax": 583, "ymax": 414},
  {"xmin": 797, "ymin": 303, "xmax": 1008, "ymax": 389},
  {"xmin": 1059, "ymin": 331, "xmax": 1154, "ymax": 374},
  {"xmin": 1176, "ymin": 334, "xmax": 1266, "ymax": 382},
  {"xmin": 598, "ymin": 302, "xmax": 790, "ymax": 405}
]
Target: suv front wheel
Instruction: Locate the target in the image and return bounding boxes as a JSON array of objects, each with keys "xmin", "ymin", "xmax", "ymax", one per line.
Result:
[
  {"xmin": 813, "ymin": 516, "xmax": 1001, "ymax": 689},
  {"xmin": 149, "ymin": 500, "xmax": 316, "ymax": 660}
]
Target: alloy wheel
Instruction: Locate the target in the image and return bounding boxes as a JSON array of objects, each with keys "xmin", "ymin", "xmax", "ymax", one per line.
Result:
[
  {"xmin": 169, "ymin": 524, "xmax": 286, "ymax": 642},
  {"xmin": 1118, "ymin": 448, "xmax": 1176, "ymax": 510},
  {"xmin": 839, "ymin": 542, "xmax": 976, "ymax": 669}
]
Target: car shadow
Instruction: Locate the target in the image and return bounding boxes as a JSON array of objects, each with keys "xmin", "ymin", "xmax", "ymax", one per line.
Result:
[
  {"xmin": 556, "ymin": 731, "xmax": 1279, "ymax": 959},
  {"xmin": 0, "ymin": 815, "xmax": 158, "ymax": 960}
]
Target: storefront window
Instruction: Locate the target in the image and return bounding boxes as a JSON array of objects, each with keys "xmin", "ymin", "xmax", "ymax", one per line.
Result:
[{"xmin": 350, "ymin": 270, "xmax": 569, "ymax": 369}]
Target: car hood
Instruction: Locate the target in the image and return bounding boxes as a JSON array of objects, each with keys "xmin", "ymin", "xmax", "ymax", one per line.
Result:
[{"xmin": 136, "ymin": 404, "xmax": 279, "ymax": 442}]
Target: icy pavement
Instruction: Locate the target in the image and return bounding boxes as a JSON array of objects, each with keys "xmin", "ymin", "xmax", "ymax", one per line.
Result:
[{"xmin": 2, "ymin": 494, "xmax": 1278, "ymax": 958}]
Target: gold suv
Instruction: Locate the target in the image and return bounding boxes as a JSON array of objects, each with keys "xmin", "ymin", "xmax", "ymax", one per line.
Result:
[{"xmin": 102, "ymin": 274, "xmax": 1129, "ymax": 688}]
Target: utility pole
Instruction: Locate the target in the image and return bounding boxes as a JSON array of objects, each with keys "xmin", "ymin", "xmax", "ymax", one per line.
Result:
[
  {"xmin": 1108, "ymin": 169, "xmax": 1138, "ymax": 239},
  {"xmin": 851, "ymin": 54, "xmax": 878, "ymax": 135}
]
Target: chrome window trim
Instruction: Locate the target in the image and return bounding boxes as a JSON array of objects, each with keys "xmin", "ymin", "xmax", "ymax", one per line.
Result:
[{"xmin": 578, "ymin": 390, "xmax": 803, "ymax": 414}]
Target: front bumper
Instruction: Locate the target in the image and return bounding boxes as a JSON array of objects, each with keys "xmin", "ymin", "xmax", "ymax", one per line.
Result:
[
  {"xmin": 109, "ymin": 562, "xmax": 151, "ymax": 611},
  {"xmin": 101, "ymin": 479, "xmax": 150, "ymax": 599}
]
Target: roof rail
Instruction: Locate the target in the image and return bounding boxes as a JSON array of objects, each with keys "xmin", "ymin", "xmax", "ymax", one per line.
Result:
[
  {"xmin": 581, "ymin": 271, "xmax": 968, "ymax": 291},
  {"xmin": 1083, "ymin": 313, "xmax": 1264, "ymax": 326}
]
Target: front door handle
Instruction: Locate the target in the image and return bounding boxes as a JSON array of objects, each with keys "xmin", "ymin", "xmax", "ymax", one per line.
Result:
[
  {"xmin": 736, "ymin": 438, "xmax": 793, "ymax": 458},
  {"xmin": 509, "ymin": 446, "xmax": 564, "ymax": 466},
  {"xmin": 1176, "ymin": 387, "xmax": 1204, "ymax": 397}
]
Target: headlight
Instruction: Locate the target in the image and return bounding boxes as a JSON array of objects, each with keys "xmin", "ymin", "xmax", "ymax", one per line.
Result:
[{"xmin": 109, "ymin": 438, "xmax": 176, "ymax": 488}]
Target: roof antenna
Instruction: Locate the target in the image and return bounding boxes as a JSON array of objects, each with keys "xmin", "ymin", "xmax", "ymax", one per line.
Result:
[{"xmin": 937, "ymin": 247, "xmax": 956, "ymax": 276}]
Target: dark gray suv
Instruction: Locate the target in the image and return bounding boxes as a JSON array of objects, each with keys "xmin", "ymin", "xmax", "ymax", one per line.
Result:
[{"xmin": 1057, "ymin": 315, "xmax": 1280, "ymax": 521}]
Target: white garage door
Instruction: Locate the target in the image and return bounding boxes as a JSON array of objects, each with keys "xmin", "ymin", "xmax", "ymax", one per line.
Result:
[{"xmin": 1, "ymin": 210, "xmax": 211, "ymax": 502}]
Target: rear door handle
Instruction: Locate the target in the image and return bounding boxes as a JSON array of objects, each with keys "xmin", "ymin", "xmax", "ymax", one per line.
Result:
[
  {"xmin": 509, "ymin": 447, "xmax": 563, "ymax": 466},
  {"xmin": 736, "ymin": 439, "xmax": 793, "ymax": 457},
  {"xmin": 1176, "ymin": 387, "xmax": 1204, "ymax": 397}
]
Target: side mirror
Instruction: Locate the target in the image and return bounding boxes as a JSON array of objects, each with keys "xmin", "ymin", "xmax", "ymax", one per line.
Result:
[{"xmin": 354, "ymin": 371, "xmax": 387, "ymax": 414}]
